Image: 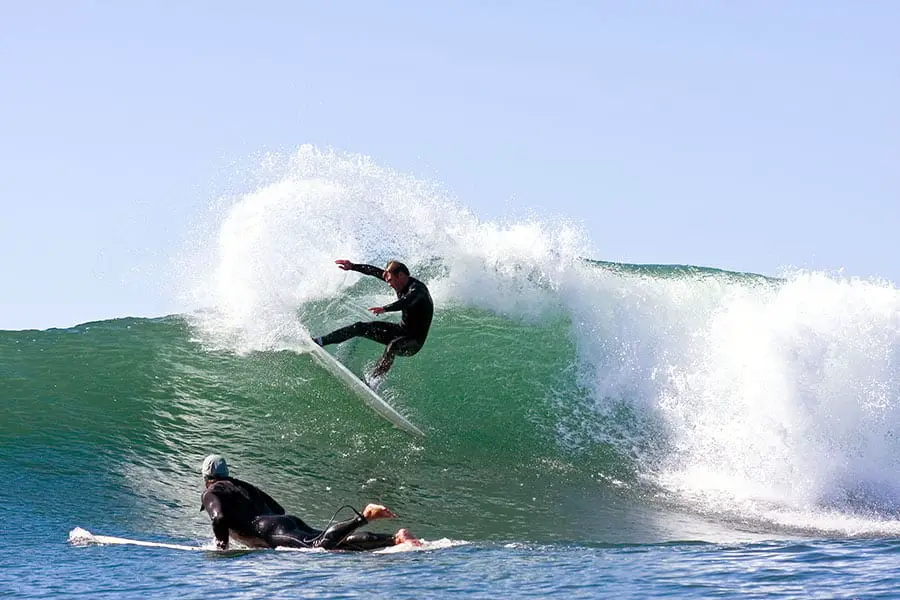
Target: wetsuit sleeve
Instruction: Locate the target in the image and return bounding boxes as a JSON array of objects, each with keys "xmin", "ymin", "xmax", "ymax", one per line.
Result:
[
  {"xmin": 382, "ymin": 281, "xmax": 428, "ymax": 312},
  {"xmin": 350, "ymin": 263, "xmax": 386, "ymax": 279},
  {"xmin": 201, "ymin": 490, "xmax": 230, "ymax": 549}
]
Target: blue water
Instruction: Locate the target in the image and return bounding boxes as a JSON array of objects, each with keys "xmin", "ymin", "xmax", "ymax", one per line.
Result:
[{"xmin": 8, "ymin": 536, "xmax": 900, "ymax": 598}]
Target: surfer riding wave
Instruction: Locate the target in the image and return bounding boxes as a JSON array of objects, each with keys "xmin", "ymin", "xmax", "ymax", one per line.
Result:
[{"xmin": 312, "ymin": 259, "xmax": 433, "ymax": 379}]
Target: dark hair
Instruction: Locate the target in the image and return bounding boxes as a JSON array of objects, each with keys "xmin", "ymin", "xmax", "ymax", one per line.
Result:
[{"xmin": 385, "ymin": 260, "xmax": 410, "ymax": 276}]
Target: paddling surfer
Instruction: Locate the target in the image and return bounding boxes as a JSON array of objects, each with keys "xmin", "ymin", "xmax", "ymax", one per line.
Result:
[
  {"xmin": 200, "ymin": 454, "xmax": 421, "ymax": 550},
  {"xmin": 312, "ymin": 259, "xmax": 434, "ymax": 379}
]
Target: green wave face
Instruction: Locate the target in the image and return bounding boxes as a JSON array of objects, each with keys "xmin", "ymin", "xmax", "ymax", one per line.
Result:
[{"xmin": 2, "ymin": 292, "xmax": 651, "ymax": 542}]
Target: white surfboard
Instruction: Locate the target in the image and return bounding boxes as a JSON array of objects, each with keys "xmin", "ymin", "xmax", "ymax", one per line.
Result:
[
  {"xmin": 309, "ymin": 344, "xmax": 425, "ymax": 437},
  {"xmin": 69, "ymin": 527, "xmax": 205, "ymax": 551},
  {"xmin": 69, "ymin": 527, "xmax": 292, "ymax": 553},
  {"xmin": 69, "ymin": 527, "xmax": 461, "ymax": 553}
]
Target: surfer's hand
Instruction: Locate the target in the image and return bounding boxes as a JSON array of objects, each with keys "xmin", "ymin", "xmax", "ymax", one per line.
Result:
[
  {"xmin": 335, "ymin": 259, "xmax": 353, "ymax": 270},
  {"xmin": 369, "ymin": 306, "xmax": 386, "ymax": 315},
  {"xmin": 363, "ymin": 503, "xmax": 397, "ymax": 520}
]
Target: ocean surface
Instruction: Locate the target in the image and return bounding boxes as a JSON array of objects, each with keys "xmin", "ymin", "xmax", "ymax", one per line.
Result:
[{"xmin": 4, "ymin": 148, "xmax": 900, "ymax": 598}]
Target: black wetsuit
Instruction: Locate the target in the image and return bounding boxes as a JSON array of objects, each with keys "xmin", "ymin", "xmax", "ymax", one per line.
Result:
[
  {"xmin": 320, "ymin": 263, "xmax": 433, "ymax": 374},
  {"xmin": 200, "ymin": 477, "xmax": 396, "ymax": 551}
]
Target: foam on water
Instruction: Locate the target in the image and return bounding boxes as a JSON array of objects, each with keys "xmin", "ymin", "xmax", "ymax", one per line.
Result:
[
  {"xmin": 565, "ymin": 268, "xmax": 900, "ymax": 534},
  {"xmin": 651, "ymin": 272, "xmax": 900, "ymax": 533}
]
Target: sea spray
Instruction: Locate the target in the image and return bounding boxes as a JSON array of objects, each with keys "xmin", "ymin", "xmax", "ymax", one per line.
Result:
[{"xmin": 179, "ymin": 145, "xmax": 591, "ymax": 350}]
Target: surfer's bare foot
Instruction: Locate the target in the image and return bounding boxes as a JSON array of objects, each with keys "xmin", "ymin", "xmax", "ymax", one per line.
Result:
[
  {"xmin": 394, "ymin": 528, "xmax": 422, "ymax": 546},
  {"xmin": 362, "ymin": 503, "xmax": 397, "ymax": 520}
]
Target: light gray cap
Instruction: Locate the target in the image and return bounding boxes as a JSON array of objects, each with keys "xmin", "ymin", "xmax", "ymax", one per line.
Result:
[{"xmin": 202, "ymin": 454, "xmax": 229, "ymax": 479}]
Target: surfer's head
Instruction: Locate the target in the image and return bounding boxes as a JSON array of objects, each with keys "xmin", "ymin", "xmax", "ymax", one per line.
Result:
[
  {"xmin": 384, "ymin": 260, "xmax": 410, "ymax": 291},
  {"xmin": 384, "ymin": 260, "xmax": 409, "ymax": 277},
  {"xmin": 202, "ymin": 454, "xmax": 229, "ymax": 482}
]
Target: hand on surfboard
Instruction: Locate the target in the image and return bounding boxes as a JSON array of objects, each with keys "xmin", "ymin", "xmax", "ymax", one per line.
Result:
[{"xmin": 362, "ymin": 503, "xmax": 397, "ymax": 521}]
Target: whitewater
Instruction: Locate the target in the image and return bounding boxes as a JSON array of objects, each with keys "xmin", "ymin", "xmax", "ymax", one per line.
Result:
[{"xmin": 3, "ymin": 146, "xmax": 900, "ymax": 598}]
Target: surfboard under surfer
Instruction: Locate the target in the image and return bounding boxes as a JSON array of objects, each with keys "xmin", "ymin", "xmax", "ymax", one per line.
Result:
[
  {"xmin": 312, "ymin": 259, "xmax": 434, "ymax": 379},
  {"xmin": 200, "ymin": 454, "xmax": 421, "ymax": 550}
]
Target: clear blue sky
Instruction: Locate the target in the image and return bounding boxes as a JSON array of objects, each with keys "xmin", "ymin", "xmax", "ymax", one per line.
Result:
[{"xmin": 2, "ymin": 2, "xmax": 897, "ymax": 330}]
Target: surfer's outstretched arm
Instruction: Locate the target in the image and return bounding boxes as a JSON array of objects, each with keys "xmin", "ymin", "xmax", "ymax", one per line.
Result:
[{"xmin": 335, "ymin": 259, "xmax": 385, "ymax": 279}]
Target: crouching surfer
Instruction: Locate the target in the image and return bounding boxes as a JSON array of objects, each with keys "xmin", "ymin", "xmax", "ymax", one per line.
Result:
[{"xmin": 200, "ymin": 454, "xmax": 421, "ymax": 551}]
